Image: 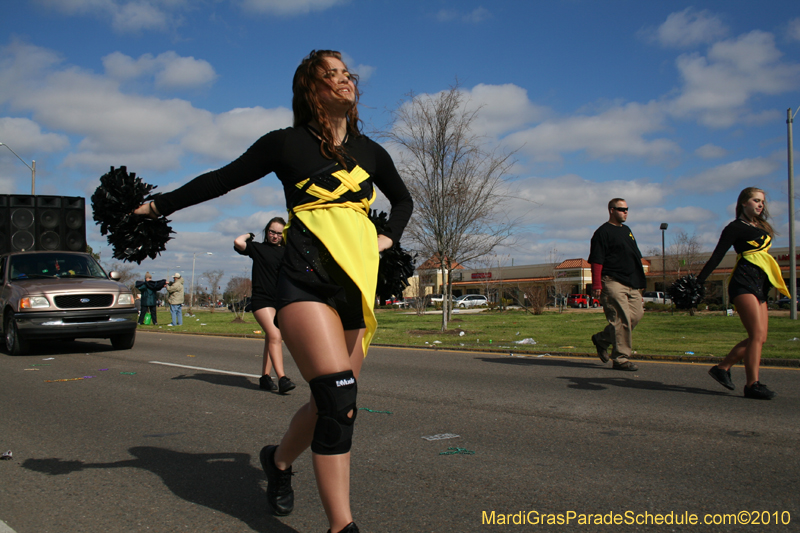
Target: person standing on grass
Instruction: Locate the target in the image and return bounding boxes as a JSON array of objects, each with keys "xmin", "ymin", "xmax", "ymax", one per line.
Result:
[
  {"xmin": 136, "ymin": 272, "xmax": 166, "ymax": 325},
  {"xmin": 700, "ymin": 187, "xmax": 789, "ymax": 400},
  {"xmin": 588, "ymin": 198, "xmax": 646, "ymax": 371},
  {"xmin": 166, "ymin": 273, "xmax": 184, "ymax": 327},
  {"xmin": 133, "ymin": 50, "xmax": 412, "ymax": 533},
  {"xmin": 234, "ymin": 217, "xmax": 296, "ymax": 394}
]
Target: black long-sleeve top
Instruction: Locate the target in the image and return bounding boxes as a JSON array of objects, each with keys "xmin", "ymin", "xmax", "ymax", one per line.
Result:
[
  {"xmin": 697, "ymin": 219, "xmax": 770, "ymax": 284},
  {"xmin": 153, "ymin": 127, "xmax": 413, "ymax": 244}
]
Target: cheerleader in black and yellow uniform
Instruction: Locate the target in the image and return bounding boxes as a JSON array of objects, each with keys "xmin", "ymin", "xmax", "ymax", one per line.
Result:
[
  {"xmin": 698, "ymin": 187, "xmax": 789, "ymax": 400},
  {"xmin": 135, "ymin": 50, "xmax": 412, "ymax": 533}
]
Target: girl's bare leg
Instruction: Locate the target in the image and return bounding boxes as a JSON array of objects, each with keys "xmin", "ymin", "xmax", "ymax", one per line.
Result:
[
  {"xmin": 717, "ymin": 294, "xmax": 768, "ymax": 386},
  {"xmin": 254, "ymin": 307, "xmax": 285, "ymax": 377},
  {"xmin": 273, "ymin": 301, "xmax": 365, "ymax": 533}
]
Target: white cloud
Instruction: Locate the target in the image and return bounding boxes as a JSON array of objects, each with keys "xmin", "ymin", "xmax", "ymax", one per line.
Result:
[
  {"xmin": 212, "ymin": 209, "xmax": 287, "ymax": 236},
  {"xmin": 103, "ymin": 51, "xmax": 218, "ymax": 89},
  {"xmin": 0, "ymin": 41, "xmax": 290, "ymax": 174},
  {"xmin": 788, "ymin": 18, "xmax": 800, "ymax": 42},
  {"xmin": 670, "ymin": 31, "xmax": 800, "ymax": 128},
  {"xmin": 464, "ymin": 84, "xmax": 549, "ymax": 137},
  {"xmin": 674, "ymin": 157, "xmax": 779, "ymax": 193},
  {"xmin": 504, "ymin": 101, "xmax": 679, "ymax": 163},
  {"xmin": 0, "ymin": 117, "xmax": 69, "ymax": 153},
  {"xmin": 694, "ymin": 143, "xmax": 727, "ymax": 159},
  {"xmin": 648, "ymin": 8, "xmax": 729, "ymax": 48},
  {"xmin": 238, "ymin": 0, "xmax": 348, "ymax": 16},
  {"xmin": 436, "ymin": 7, "xmax": 491, "ymax": 23},
  {"xmin": 35, "ymin": 0, "xmax": 178, "ymax": 33}
]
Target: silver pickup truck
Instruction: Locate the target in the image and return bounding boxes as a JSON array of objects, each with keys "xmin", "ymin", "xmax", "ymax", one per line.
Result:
[
  {"xmin": 642, "ymin": 291, "xmax": 672, "ymax": 305},
  {"xmin": 1, "ymin": 250, "xmax": 138, "ymax": 355}
]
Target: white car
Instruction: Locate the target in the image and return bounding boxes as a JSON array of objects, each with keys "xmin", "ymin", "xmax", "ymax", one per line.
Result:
[{"xmin": 455, "ymin": 294, "xmax": 488, "ymax": 308}]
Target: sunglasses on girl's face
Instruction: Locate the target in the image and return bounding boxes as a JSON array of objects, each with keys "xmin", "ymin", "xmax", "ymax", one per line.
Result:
[
  {"xmin": 612, "ymin": 207, "xmax": 628, "ymax": 212},
  {"xmin": 268, "ymin": 230, "xmax": 282, "ymax": 236}
]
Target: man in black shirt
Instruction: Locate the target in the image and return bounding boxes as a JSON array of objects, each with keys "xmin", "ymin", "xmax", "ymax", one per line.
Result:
[{"xmin": 588, "ymin": 198, "xmax": 646, "ymax": 371}]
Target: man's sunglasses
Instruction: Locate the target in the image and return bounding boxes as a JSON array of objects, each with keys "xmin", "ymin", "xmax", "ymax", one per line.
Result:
[{"xmin": 612, "ymin": 207, "xmax": 629, "ymax": 212}]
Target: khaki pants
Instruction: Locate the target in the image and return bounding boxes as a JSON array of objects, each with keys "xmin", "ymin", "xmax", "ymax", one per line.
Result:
[{"xmin": 596, "ymin": 277, "xmax": 643, "ymax": 362}]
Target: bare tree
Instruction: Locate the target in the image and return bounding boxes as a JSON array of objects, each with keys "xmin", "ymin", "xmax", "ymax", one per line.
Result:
[
  {"xmin": 225, "ymin": 274, "xmax": 252, "ymax": 322},
  {"xmin": 668, "ymin": 230, "xmax": 703, "ymax": 278},
  {"xmin": 548, "ymin": 248, "xmax": 568, "ymax": 313},
  {"xmin": 202, "ymin": 269, "xmax": 225, "ymax": 312},
  {"xmin": 514, "ymin": 282, "xmax": 548, "ymax": 315},
  {"xmin": 473, "ymin": 253, "xmax": 510, "ymax": 308},
  {"xmin": 383, "ymin": 81, "xmax": 518, "ymax": 331}
]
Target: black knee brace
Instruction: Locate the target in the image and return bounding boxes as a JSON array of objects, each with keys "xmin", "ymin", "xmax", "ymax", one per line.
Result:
[{"xmin": 309, "ymin": 370, "xmax": 358, "ymax": 455}]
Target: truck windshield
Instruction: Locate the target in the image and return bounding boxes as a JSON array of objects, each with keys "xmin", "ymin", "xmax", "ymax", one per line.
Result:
[{"xmin": 9, "ymin": 253, "xmax": 107, "ymax": 280}]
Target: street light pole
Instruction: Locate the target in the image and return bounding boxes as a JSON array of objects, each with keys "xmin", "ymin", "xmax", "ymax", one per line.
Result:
[
  {"xmin": 0, "ymin": 142, "xmax": 35, "ymax": 194},
  {"xmin": 787, "ymin": 108, "xmax": 798, "ymax": 320},
  {"xmin": 660, "ymin": 223, "xmax": 668, "ymax": 305}
]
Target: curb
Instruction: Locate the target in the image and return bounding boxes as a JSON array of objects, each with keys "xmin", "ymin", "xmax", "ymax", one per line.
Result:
[{"xmin": 139, "ymin": 331, "xmax": 800, "ymax": 368}]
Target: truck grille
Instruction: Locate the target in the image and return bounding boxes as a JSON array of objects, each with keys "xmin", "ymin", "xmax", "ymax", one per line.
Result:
[{"xmin": 54, "ymin": 294, "xmax": 114, "ymax": 309}]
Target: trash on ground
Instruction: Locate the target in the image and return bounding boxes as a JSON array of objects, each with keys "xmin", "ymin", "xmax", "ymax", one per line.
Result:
[
  {"xmin": 514, "ymin": 338, "xmax": 537, "ymax": 345},
  {"xmin": 31, "ymin": 364, "xmax": 51, "ymax": 367},
  {"xmin": 439, "ymin": 447, "xmax": 475, "ymax": 455},
  {"xmin": 358, "ymin": 408, "xmax": 392, "ymax": 414},
  {"xmin": 684, "ymin": 351, "xmax": 695, "ymax": 355},
  {"xmin": 186, "ymin": 355, "xmax": 196, "ymax": 357},
  {"xmin": 789, "ymin": 337, "xmax": 800, "ymax": 342},
  {"xmin": 43, "ymin": 357, "xmax": 55, "ymax": 360},
  {"xmin": 1, "ymin": 451, "xmax": 11, "ymax": 460},
  {"xmin": 24, "ymin": 368, "xmax": 40, "ymax": 371},
  {"xmin": 120, "ymin": 372, "xmax": 137, "ymax": 375},
  {"xmin": 459, "ymin": 331, "xmax": 465, "ymax": 336},
  {"xmin": 433, "ymin": 340, "xmax": 442, "ymax": 344},
  {"xmin": 253, "ymin": 330, "xmax": 262, "ymax": 334},
  {"xmin": 422, "ymin": 433, "xmax": 460, "ymax": 441},
  {"xmin": 44, "ymin": 377, "xmax": 85, "ymax": 383}
]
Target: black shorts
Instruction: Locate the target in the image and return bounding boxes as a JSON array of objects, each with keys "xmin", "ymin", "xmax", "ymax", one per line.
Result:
[
  {"xmin": 728, "ymin": 261, "xmax": 770, "ymax": 303},
  {"xmin": 250, "ymin": 297, "xmax": 276, "ymax": 312},
  {"xmin": 275, "ymin": 272, "xmax": 366, "ymax": 331}
]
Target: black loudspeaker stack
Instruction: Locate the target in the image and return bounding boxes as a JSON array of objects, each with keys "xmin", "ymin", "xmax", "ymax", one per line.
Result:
[{"xmin": 0, "ymin": 195, "xmax": 86, "ymax": 254}]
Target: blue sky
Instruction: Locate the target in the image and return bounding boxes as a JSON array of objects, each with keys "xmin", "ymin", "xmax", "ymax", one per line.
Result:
[{"xmin": 1, "ymin": 0, "xmax": 799, "ymax": 288}]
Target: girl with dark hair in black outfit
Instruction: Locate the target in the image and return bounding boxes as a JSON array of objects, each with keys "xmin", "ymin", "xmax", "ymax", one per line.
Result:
[
  {"xmin": 699, "ymin": 187, "xmax": 789, "ymax": 400},
  {"xmin": 234, "ymin": 216, "xmax": 295, "ymax": 394},
  {"xmin": 134, "ymin": 50, "xmax": 412, "ymax": 533}
]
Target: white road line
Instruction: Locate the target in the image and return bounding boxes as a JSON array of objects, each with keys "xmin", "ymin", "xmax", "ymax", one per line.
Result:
[
  {"xmin": 149, "ymin": 361, "xmax": 260, "ymax": 378},
  {"xmin": 0, "ymin": 521, "xmax": 18, "ymax": 533}
]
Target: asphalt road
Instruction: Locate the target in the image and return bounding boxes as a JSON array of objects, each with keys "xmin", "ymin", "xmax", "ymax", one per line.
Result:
[{"xmin": 1, "ymin": 331, "xmax": 799, "ymax": 533}]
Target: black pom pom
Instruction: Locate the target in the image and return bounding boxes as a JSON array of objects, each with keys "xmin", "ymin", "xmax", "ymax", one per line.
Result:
[
  {"xmin": 370, "ymin": 209, "xmax": 416, "ymax": 300},
  {"xmin": 668, "ymin": 274, "xmax": 705, "ymax": 310},
  {"xmin": 91, "ymin": 166, "xmax": 175, "ymax": 264}
]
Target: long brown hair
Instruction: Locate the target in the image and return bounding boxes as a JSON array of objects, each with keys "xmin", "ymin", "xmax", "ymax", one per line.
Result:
[
  {"xmin": 736, "ymin": 187, "xmax": 774, "ymax": 236},
  {"xmin": 292, "ymin": 50, "xmax": 362, "ymax": 168}
]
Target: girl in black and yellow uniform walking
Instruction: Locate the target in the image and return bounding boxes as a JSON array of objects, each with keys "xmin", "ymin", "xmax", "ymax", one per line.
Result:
[
  {"xmin": 135, "ymin": 50, "xmax": 412, "ymax": 533},
  {"xmin": 698, "ymin": 187, "xmax": 789, "ymax": 400}
]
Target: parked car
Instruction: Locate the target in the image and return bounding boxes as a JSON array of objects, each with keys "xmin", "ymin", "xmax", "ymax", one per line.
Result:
[
  {"xmin": 642, "ymin": 291, "xmax": 672, "ymax": 305},
  {"xmin": 567, "ymin": 294, "xmax": 599, "ymax": 308},
  {"xmin": 776, "ymin": 295, "xmax": 799, "ymax": 310},
  {"xmin": 0, "ymin": 250, "xmax": 138, "ymax": 354},
  {"xmin": 228, "ymin": 296, "xmax": 252, "ymax": 312},
  {"xmin": 455, "ymin": 294, "xmax": 488, "ymax": 308}
]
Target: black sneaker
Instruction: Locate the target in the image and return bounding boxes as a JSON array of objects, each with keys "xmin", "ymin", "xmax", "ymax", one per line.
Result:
[
  {"xmin": 708, "ymin": 365, "xmax": 734, "ymax": 390},
  {"xmin": 278, "ymin": 376, "xmax": 296, "ymax": 394},
  {"xmin": 259, "ymin": 375, "xmax": 277, "ymax": 391},
  {"xmin": 328, "ymin": 523, "xmax": 360, "ymax": 533},
  {"xmin": 260, "ymin": 445, "xmax": 294, "ymax": 515},
  {"xmin": 591, "ymin": 334, "xmax": 609, "ymax": 363},
  {"xmin": 743, "ymin": 381, "xmax": 777, "ymax": 400},
  {"xmin": 612, "ymin": 360, "xmax": 638, "ymax": 371}
]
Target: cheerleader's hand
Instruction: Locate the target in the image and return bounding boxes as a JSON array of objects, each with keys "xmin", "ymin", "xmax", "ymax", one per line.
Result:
[
  {"xmin": 133, "ymin": 201, "xmax": 160, "ymax": 219},
  {"xmin": 377, "ymin": 234, "xmax": 393, "ymax": 252}
]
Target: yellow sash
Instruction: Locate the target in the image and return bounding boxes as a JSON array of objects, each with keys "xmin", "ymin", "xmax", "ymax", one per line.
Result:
[
  {"xmin": 289, "ymin": 165, "xmax": 379, "ymax": 357},
  {"xmin": 733, "ymin": 235, "xmax": 790, "ymax": 297}
]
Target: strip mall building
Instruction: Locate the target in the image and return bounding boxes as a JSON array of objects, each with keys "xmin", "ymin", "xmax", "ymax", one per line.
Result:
[{"xmin": 411, "ymin": 247, "xmax": 799, "ymax": 306}]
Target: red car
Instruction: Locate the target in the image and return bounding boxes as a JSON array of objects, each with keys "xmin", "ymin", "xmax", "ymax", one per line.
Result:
[{"xmin": 567, "ymin": 294, "xmax": 599, "ymax": 308}]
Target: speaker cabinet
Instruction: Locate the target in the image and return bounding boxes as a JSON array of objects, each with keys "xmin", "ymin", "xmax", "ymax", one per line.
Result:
[
  {"xmin": 10, "ymin": 195, "xmax": 35, "ymax": 252},
  {"xmin": 1, "ymin": 195, "xmax": 86, "ymax": 252}
]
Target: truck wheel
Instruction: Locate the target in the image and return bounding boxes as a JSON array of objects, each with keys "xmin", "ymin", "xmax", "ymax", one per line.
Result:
[
  {"xmin": 5, "ymin": 313, "xmax": 29, "ymax": 355},
  {"xmin": 111, "ymin": 330, "xmax": 136, "ymax": 350}
]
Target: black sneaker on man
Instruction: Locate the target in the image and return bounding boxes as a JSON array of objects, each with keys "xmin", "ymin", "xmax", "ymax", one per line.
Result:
[
  {"xmin": 612, "ymin": 360, "xmax": 638, "ymax": 371},
  {"xmin": 743, "ymin": 381, "xmax": 777, "ymax": 400},
  {"xmin": 708, "ymin": 365, "xmax": 734, "ymax": 390},
  {"xmin": 260, "ymin": 445, "xmax": 294, "ymax": 515},
  {"xmin": 260, "ymin": 375, "xmax": 277, "ymax": 391},
  {"xmin": 591, "ymin": 334, "xmax": 610, "ymax": 363},
  {"xmin": 278, "ymin": 376, "xmax": 296, "ymax": 394}
]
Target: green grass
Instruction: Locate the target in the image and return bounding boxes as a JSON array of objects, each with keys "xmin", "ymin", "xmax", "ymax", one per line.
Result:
[{"xmin": 144, "ymin": 308, "xmax": 800, "ymax": 360}]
